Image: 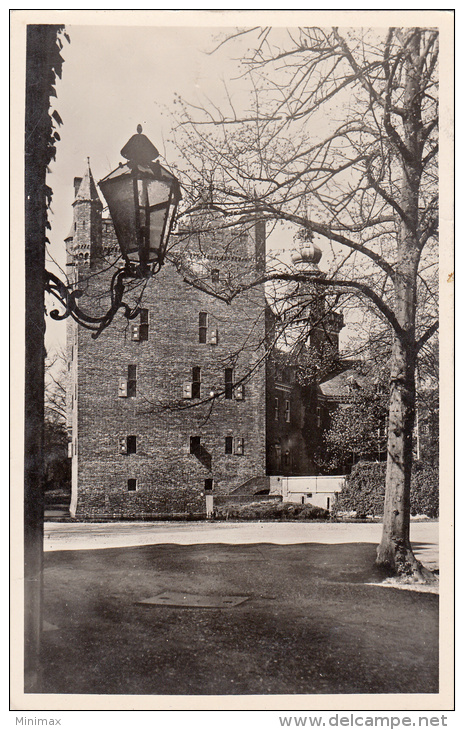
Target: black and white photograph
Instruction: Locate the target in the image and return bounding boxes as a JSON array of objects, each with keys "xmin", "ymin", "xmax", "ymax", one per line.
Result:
[{"xmin": 11, "ymin": 8, "xmax": 454, "ymax": 717}]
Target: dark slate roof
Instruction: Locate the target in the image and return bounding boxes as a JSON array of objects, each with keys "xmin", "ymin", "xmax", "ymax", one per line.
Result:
[{"xmin": 74, "ymin": 158, "xmax": 101, "ymax": 204}]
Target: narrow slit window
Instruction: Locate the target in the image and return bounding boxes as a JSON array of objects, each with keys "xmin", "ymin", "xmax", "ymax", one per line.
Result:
[
  {"xmin": 225, "ymin": 368, "xmax": 234, "ymax": 399},
  {"xmin": 225, "ymin": 436, "xmax": 233, "ymax": 454},
  {"xmin": 127, "ymin": 364, "xmax": 137, "ymax": 397},
  {"xmin": 127, "ymin": 435, "xmax": 137, "ymax": 454},
  {"xmin": 190, "ymin": 436, "xmax": 201, "ymax": 454},
  {"xmin": 139, "ymin": 309, "xmax": 149, "ymax": 341},
  {"xmin": 199, "ymin": 312, "xmax": 208, "ymax": 343},
  {"xmin": 192, "ymin": 367, "xmax": 201, "ymax": 399},
  {"xmin": 285, "ymin": 400, "xmax": 290, "ymax": 423}
]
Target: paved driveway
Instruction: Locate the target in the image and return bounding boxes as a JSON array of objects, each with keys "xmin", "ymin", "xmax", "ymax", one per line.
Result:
[{"xmin": 44, "ymin": 520, "xmax": 439, "ymax": 571}]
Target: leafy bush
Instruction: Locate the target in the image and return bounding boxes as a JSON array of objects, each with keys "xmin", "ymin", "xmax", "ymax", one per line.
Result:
[
  {"xmin": 410, "ymin": 462, "xmax": 439, "ymax": 517},
  {"xmin": 334, "ymin": 461, "xmax": 439, "ymax": 518},
  {"xmin": 213, "ymin": 500, "xmax": 330, "ymax": 521},
  {"xmin": 335, "ymin": 462, "xmax": 385, "ymax": 517}
]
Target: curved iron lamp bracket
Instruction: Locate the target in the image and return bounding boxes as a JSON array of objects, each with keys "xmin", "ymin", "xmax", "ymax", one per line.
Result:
[{"xmin": 45, "ymin": 267, "xmax": 143, "ymax": 339}]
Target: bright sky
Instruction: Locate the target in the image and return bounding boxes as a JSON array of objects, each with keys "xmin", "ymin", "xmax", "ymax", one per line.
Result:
[
  {"xmin": 47, "ymin": 24, "xmax": 245, "ymax": 261},
  {"xmin": 40, "ymin": 11, "xmax": 447, "ymax": 353},
  {"xmin": 45, "ymin": 22, "xmax": 254, "ymax": 348}
]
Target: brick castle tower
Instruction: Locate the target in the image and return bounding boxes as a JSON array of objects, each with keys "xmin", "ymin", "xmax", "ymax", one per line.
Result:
[{"xmin": 66, "ymin": 161, "xmax": 267, "ymax": 519}]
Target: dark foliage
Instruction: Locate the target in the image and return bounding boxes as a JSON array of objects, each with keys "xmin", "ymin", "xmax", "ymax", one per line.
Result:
[
  {"xmin": 213, "ymin": 500, "xmax": 330, "ymax": 521},
  {"xmin": 43, "ymin": 421, "xmax": 71, "ymax": 493},
  {"xmin": 335, "ymin": 461, "xmax": 439, "ymax": 518}
]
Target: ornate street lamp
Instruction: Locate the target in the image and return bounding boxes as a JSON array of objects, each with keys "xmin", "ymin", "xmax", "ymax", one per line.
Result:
[
  {"xmin": 45, "ymin": 125, "xmax": 181, "ymax": 338},
  {"xmin": 99, "ymin": 124, "xmax": 181, "ymax": 276}
]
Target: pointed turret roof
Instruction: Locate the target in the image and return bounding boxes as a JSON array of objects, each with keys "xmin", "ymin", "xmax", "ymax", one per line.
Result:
[{"xmin": 73, "ymin": 157, "xmax": 101, "ymax": 205}]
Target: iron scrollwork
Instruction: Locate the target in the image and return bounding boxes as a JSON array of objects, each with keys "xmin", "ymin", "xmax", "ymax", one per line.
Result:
[{"xmin": 45, "ymin": 267, "xmax": 142, "ymax": 339}]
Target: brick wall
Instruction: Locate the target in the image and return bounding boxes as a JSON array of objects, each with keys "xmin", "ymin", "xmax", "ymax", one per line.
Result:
[{"xmin": 68, "ymin": 191, "xmax": 267, "ymax": 519}]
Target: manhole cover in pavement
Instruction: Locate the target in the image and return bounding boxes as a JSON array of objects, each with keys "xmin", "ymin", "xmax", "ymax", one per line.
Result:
[{"xmin": 138, "ymin": 591, "xmax": 250, "ymax": 608}]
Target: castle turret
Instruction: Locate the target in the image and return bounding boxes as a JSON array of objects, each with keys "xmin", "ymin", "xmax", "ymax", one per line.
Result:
[
  {"xmin": 68, "ymin": 159, "xmax": 103, "ymax": 267},
  {"xmin": 291, "ymin": 238, "xmax": 343, "ymax": 356}
]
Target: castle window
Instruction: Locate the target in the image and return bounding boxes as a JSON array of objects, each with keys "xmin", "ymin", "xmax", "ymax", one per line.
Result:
[
  {"xmin": 225, "ymin": 436, "xmax": 233, "ymax": 454},
  {"xmin": 126, "ymin": 435, "xmax": 137, "ymax": 454},
  {"xmin": 127, "ymin": 364, "xmax": 137, "ymax": 397},
  {"xmin": 139, "ymin": 309, "xmax": 149, "ymax": 340},
  {"xmin": 225, "ymin": 368, "xmax": 234, "ymax": 399},
  {"xmin": 199, "ymin": 312, "xmax": 208, "ymax": 343},
  {"xmin": 285, "ymin": 400, "xmax": 291, "ymax": 423},
  {"xmin": 316, "ymin": 407, "xmax": 322, "ymax": 428},
  {"xmin": 204, "ymin": 478, "xmax": 213, "ymax": 491},
  {"xmin": 234, "ymin": 437, "xmax": 245, "ymax": 455},
  {"xmin": 190, "ymin": 436, "xmax": 201, "ymax": 454},
  {"xmin": 211, "ymin": 269, "xmax": 220, "ymax": 283},
  {"xmin": 127, "ymin": 479, "xmax": 137, "ymax": 492},
  {"xmin": 192, "ymin": 367, "xmax": 201, "ymax": 399},
  {"xmin": 234, "ymin": 384, "xmax": 245, "ymax": 400},
  {"xmin": 274, "ymin": 397, "xmax": 279, "ymax": 421},
  {"xmin": 132, "ymin": 309, "xmax": 149, "ymax": 341}
]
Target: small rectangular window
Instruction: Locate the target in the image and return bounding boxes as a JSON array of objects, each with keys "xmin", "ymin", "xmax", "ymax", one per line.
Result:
[
  {"xmin": 190, "ymin": 436, "xmax": 201, "ymax": 454},
  {"xmin": 140, "ymin": 309, "xmax": 149, "ymax": 338},
  {"xmin": 204, "ymin": 478, "xmax": 213, "ymax": 492},
  {"xmin": 274, "ymin": 397, "xmax": 279, "ymax": 421},
  {"xmin": 316, "ymin": 407, "xmax": 322, "ymax": 428},
  {"xmin": 225, "ymin": 436, "xmax": 233, "ymax": 454},
  {"xmin": 234, "ymin": 437, "xmax": 244, "ymax": 455},
  {"xmin": 211, "ymin": 269, "xmax": 220, "ymax": 283},
  {"xmin": 225, "ymin": 368, "xmax": 234, "ymax": 399},
  {"xmin": 235, "ymin": 384, "xmax": 245, "ymax": 400},
  {"xmin": 192, "ymin": 367, "xmax": 201, "ymax": 399},
  {"xmin": 199, "ymin": 312, "xmax": 208, "ymax": 343},
  {"xmin": 285, "ymin": 400, "xmax": 291, "ymax": 423},
  {"xmin": 127, "ymin": 435, "xmax": 137, "ymax": 454},
  {"xmin": 127, "ymin": 364, "xmax": 137, "ymax": 397},
  {"xmin": 128, "ymin": 479, "xmax": 137, "ymax": 492}
]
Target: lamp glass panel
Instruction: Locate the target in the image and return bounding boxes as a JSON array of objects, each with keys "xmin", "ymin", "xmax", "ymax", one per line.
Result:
[
  {"xmin": 148, "ymin": 207, "xmax": 169, "ymax": 256},
  {"xmin": 101, "ymin": 175, "xmax": 138, "ymax": 256},
  {"xmin": 145, "ymin": 178, "xmax": 172, "ymax": 207}
]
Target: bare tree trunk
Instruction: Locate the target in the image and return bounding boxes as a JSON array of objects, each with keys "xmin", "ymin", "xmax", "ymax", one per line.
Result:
[
  {"xmin": 376, "ymin": 30, "xmax": 436, "ymax": 581},
  {"xmin": 376, "ymin": 327, "xmax": 426, "ymax": 577}
]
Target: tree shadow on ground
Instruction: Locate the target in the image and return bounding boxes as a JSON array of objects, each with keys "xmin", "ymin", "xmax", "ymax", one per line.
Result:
[{"xmin": 39, "ymin": 542, "xmax": 438, "ymax": 696}]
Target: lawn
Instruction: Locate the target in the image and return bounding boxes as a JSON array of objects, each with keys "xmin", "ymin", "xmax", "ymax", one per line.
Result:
[{"xmin": 39, "ymin": 540, "xmax": 438, "ymax": 696}]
